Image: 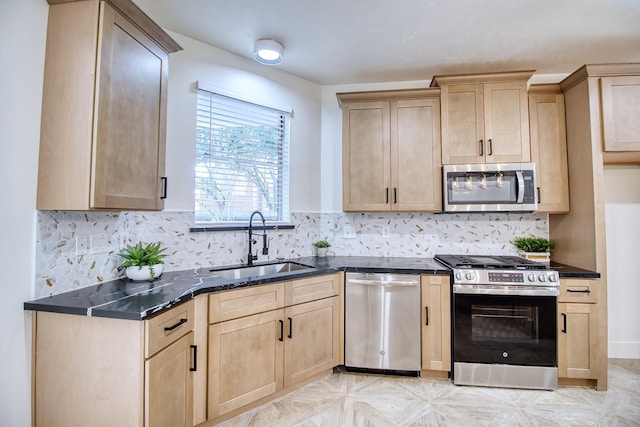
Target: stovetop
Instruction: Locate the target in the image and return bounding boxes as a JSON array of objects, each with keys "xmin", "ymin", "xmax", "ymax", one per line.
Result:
[{"xmin": 435, "ymin": 254, "xmax": 550, "ymax": 270}]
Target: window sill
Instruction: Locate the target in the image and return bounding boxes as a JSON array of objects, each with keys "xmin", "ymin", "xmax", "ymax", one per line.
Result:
[{"xmin": 189, "ymin": 224, "xmax": 295, "ymax": 233}]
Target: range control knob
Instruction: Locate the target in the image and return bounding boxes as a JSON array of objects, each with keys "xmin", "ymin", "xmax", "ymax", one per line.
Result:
[
  {"xmin": 455, "ymin": 272, "xmax": 462, "ymax": 281},
  {"xmin": 548, "ymin": 274, "xmax": 558, "ymax": 283},
  {"xmin": 528, "ymin": 273, "xmax": 536, "ymax": 283},
  {"xmin": 538, "ymin": 274, "xmax": 547, "ymax": 282},
  {"xmin": 465, "ymin": 272, "xmax": 475, "ymax": 281}
]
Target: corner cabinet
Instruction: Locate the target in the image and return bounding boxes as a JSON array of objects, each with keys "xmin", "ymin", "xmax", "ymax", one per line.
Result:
[
  {"xmin": 337, "ymin": 90, "xmax": 442, "ymax": 212},
  {"xmin": 557, "ymin": 278, "xmax": 599, "ymax": 384},
  {"xmin": 37, "ymin": 0, "xmax": 182, "ymax": 211},
  {"xmin": 420, "ymin": 274, "xmax": 451, "ymax": 376},
  {"xmin": 528, "ymin": 84, "xmax": 570, "ymax": 213},
  {"xmin": 431, "ymin": 71, "xmax": 533, "ymax": 165},
  {"xmin": 207, "ymin": 273, "xmax": 342, "ymax": 423},
  {"xmin": 33, "ymin": 298, "xmax": 200, "ymax": 427}
]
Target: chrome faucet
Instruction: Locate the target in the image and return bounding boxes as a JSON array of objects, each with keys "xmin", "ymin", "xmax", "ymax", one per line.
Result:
[{"xmin": 248, "ymin": 210, "xmax": 269, "ymax": 266}]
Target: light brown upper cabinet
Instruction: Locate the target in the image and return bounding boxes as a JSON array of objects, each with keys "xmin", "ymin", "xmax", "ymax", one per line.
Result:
[
  {"xmin": 600, "ymin": 75, "xmax": 640, "ymax": 153},
  {"xmin": 337, "ymin": 89, "xmax": 442, "ymax": 212},
  {"xmin": 431, "ymin": 71, "xmax": 534, "ymax": 165},
  {"xmin": 528, "ymin": 84, "xmax": 570, "ymax": 213},
  {"xmin": 37, "ymin": 0, "xmax": 182, "ymax": 210}
]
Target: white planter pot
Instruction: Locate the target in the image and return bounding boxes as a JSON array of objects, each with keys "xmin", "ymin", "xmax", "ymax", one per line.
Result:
[
  {"xmin": 518, "ymin": 251, "xmax": 550, "ymax": 263},
  {"xmin": 315, "ymin": 247, "xmax": 329, "ymax": 257},
  {"xmin": 125, "ymin": 264, "xmax": 163, "ymax": 281}
]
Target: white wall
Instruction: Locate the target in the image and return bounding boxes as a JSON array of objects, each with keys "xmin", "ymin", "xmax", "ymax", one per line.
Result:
[
  {"xmin": 605, "ymin": 165, "xmax": 640, "ymax": 358},
  {"xmin": 163, "ymin": 32, "xmax": 323, "ymax": 213},
  {"xmin": 0, "ymin": 0, "xmax": 48, "ymax": 425}
]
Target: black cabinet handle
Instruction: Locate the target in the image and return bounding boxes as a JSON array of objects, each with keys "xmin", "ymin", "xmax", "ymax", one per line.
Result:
[
  {"xmin": 567, "ymin": 289, "xmax": 591, "ymax": 294},
  {"xmin": 279, "ymin": 320, "xmax": 284, "ymax": 342},
  {"xmin": 190, "ymin": 345, "xmax": 197, "ymax": 372},
  {"xmin": 160, "ymin": 176, "xmax": 168, "ymax": 199},
  {"xmin": 479, "ymin": 139, "xmax": 484, "ymax": 156},
  {"xmin": 393, "ymin": 188, "xmax": 397, "ymax": 204},
  {"xmin": 385, "ymin": 187, "xmax": 389, "ymax": 204},
  {"xmin": 488, "ymin": 139, "xmax": 493, "ymax": 155},
  {"xmin": 288, "ymin": 317, "xmax": 293, "ymax": 339},
  {"xmin": 537, "ymin": 187, "xmax": 541, "ymax": 203},
  {"xmin": 164, "ymin": 318, "xmax": 187, "ymax": 332},
  {"xmin": 425, "ymin": 306, "xmax": 429, "ymax": 326},
  {"xmin": 561, "ymin": 313, "xmax": 567, "ymax": 333}
]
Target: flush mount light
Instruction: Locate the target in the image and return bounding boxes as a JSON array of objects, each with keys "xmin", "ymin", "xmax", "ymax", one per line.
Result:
[{"xmin": 253, "ymin": 39, "xmax": 284, "ymax": 64}]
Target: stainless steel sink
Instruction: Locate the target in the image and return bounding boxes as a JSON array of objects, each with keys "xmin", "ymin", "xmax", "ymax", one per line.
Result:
[{"xmin": 209, "ymin": 262, "xmax": 314, "ymax": 280}]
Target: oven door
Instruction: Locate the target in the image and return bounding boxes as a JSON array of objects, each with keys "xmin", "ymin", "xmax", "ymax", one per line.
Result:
[{"xmin": 453, "ymin": 287, "xmax": 557, "ymax": 367}]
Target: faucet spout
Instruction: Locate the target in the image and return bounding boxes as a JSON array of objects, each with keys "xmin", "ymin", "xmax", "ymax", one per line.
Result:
[{"xmin": 248, "ymin": 210, "xmax": 268, "ymax": 266}]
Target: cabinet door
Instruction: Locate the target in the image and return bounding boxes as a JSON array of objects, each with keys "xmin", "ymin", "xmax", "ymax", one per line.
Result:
[
  {"xmin": 391, "ymin": 98, "xmax": 442, "ymax": 211},
  {"xmin": 420, "ymin": 275, "xmax": 451, "ymax": 372},
  {"xmin": 483, "ymin": 81, "xmax": 531, "ymax": 163},
  {"xmin": 145, "ymin": 331, "xmax": 195, "ymax": 427},
  {"xmin": 283, "ymin": 296, "xmax": 339, "ymax": 387},
  {"xmin": 342, "ymin": 101, "xmax": 391, "ymax": 211},
  {"xmin": 92, "ymin": 2, "xmax": 168, "ymax": 210},
  {"xmin": 529, "ymin": 92, "xmax": 569, "ymax": 213},
  {"xmin": 440, "ymin": 84, "xmax": 485, "ymax": 164},
  {"xmin": 600, "ymin": 76, "xmax": 640, "ymax": 152},
  {"xmin": 208, "ymin": 309, "xmax": 284, "ymax": 418},
  {"xmin": 558, "ymin": 303, "xmax": 597, "ymax": 379}
]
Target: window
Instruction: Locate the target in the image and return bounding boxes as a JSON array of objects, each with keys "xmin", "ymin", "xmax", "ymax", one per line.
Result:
[{"xmin": 195, "ymin": 89, "xmax": 290, "ymax": 224}]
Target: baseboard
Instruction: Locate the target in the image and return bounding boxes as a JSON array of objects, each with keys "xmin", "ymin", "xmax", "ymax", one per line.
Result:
[{"xmin": 608, "ymin": 341, "xmax": 640, "ymax": 359}]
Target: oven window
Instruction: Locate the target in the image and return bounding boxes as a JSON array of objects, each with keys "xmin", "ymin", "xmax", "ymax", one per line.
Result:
[
  {"xmin": 471, "ymin": 304, "xmax": 539, "ymax": 344},
  {"xmin": 454, "ymin": 294, "xmax": 557, "ymax": 367}
]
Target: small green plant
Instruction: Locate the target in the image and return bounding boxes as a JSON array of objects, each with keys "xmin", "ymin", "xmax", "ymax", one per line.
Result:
[
  {"xmin": 512, "ymin": 237, "xmax": 554, "ymax": 253},
  {"xmin": 313, "ymin": 240, "xmax": 331, "ymax": 248},
  {"xmin": 118, "ymin": 242, "xmax": 168, "ymax": 280}
]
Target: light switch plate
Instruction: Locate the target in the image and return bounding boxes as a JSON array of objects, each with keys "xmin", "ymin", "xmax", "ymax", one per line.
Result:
[
  {"xmin": 90, "ymin": 233, "xmax": 109, "ymax": 254},
  {"xmin": 344, "ymin": 225, "xmax": 356, "ymax": 239}
]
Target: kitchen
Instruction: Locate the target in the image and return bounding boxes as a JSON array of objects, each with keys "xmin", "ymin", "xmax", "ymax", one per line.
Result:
[{"xmin": 2, "ymin": 0, "xmax": 640, "ymax": 426}]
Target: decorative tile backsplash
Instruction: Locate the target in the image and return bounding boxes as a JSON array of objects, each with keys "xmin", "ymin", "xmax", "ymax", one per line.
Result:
[{"xmin": 35, "ymin": 210, "xmax": 547, "ymax": 298}]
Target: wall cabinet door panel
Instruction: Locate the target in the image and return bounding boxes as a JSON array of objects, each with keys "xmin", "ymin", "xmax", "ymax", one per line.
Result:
[{"xmin": 601, "ymin": 76, "xmax": 640, "ymax": 152}]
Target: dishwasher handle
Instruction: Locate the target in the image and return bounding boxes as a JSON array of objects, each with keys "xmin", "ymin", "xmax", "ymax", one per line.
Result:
[{"xmin": 347, "ymin": 278, "xmax": 419, "ymax": 286}]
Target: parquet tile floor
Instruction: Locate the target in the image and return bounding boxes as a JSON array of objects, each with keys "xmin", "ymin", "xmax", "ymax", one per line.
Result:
[{"xmin": 218, "ymin": 359, "xmax": 640, "ymax": 426}]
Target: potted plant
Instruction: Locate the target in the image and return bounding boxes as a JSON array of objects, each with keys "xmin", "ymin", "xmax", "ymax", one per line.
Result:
[
  {"xmin": 118, "ymin": 242, "xmax": 168, "ymax": 281},
  {"xmin": 313, "ymin": 240, "xmax": 331, "ymax": 257},
  {"xmin": 512, "ymin": 237, "xmax": 554, "ymax": 262}
]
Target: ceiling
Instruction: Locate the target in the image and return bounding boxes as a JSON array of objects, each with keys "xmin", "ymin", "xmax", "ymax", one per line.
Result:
[{"xmin": 133, "ymin": 0, "xmax": 640, "ymax": 85}]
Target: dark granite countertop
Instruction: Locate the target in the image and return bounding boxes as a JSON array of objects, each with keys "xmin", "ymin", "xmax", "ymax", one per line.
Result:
[
  {"xmin": 24, "ymin": 256, "xmax": 449, "ymax": 321},
  {"xmin": 551, "ymin": 262, "xmax": 601, "ymax": 279}
]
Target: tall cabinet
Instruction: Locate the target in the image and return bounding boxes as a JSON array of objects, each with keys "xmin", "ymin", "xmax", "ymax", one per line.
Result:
[
  {"xmin": 431, "ymin": 71, "xmax": 534, "ymax": 165},
  {"xmin": 37, "ymin": 0, "xmax": 182, "ymax": 211},
  {"xmin": 551, "ymin": 63, "xmax": 640, "ymax": 391},
  {"xmin": 337, "ymin": 89, "xmax": 442, "ymax": 212}
]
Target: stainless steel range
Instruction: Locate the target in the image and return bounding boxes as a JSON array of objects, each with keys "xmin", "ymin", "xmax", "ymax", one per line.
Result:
[{"xmin": 435, "ymin": 254, "xmax": 559, "ymax": 390}]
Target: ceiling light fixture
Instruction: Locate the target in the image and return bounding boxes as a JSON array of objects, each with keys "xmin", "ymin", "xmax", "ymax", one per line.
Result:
[{"xmin": 253, "ymin": 39, "xmax": 284, "ymax": 65}]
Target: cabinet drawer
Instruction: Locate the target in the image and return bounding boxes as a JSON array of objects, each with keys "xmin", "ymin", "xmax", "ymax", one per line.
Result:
[
  {"xmin": 559, "ymin": 279, "xmax": 597, "ymax": 304},
  {"xmin": 145, "ymin": 299, "xmax": 195, "ymax": 358},
  {"xmin": 285, "ymin": 273, "xmax": 340, "ymax": 306},
  {"xmin": 209, "ymin": 282, "xmax": 285, "ymax": 324}
]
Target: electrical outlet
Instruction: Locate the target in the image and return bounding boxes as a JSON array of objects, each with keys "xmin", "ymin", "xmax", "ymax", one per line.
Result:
[
  {"xmin": 90, "ymin": 233, "xmax": 109, "ymax": 254},
  {"xmin": 344, "ymin": 225, "xmax": 356, "ymax": 239},
  {"xmin": 119, "ymin": 232, "xmax": 130, "ymax": 250},
  {"xmin": 382, "ymin": 226, "xmax": 391, "ymax": 238},
  {"xmin": 76, "ymin": 235, "xmax": 88, "ymax": 256}
]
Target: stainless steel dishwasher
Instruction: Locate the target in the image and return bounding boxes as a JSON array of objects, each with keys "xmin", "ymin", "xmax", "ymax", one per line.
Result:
[{"xmin": 345, "ymin": 272, "xmax": 421, "ymax": 373}]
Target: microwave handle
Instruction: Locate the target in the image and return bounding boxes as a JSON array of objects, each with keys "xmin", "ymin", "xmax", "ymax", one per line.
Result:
[{"xmin": 516, "ymin": 171, "xmax": 525, "ymax": 203}]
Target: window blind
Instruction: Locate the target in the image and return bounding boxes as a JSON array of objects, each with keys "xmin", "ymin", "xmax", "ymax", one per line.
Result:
[{"xmin": 195, "ymin": 90, "xmax": 290, "ymax": 224}]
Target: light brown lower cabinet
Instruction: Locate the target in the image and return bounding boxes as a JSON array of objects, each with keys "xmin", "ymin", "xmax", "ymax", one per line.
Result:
[
  {"xmin": 420, "ymin": 274, "xmax": 451, "ymax": 376},
  {"xmin": 207, "ymin": 274, "xmax": 341, "ymax": 424},
  {"xmin": 32, "ymin": 298, "xmax": 198, "ymax": 427},
  {"xmin": 557, "ymin": 278, "xmax": 599, "ymax": 383}
]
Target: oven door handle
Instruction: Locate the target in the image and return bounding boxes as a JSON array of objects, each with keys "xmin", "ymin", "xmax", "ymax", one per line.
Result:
[{"xmin": 453, "ymin": 284, "xmax": 559, "ymax": 297}]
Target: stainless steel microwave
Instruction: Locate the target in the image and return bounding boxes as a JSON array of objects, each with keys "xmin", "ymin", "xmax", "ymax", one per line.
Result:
[{"xmin": 443, "ymin": 163, "xmax": 537, "ymax": 212}]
